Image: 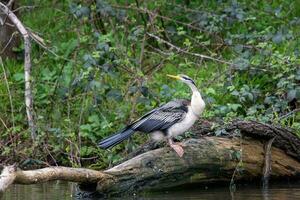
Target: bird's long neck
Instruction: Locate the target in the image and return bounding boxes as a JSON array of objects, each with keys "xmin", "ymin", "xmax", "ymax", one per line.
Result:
[{"xmin": 187, "ymin": 83, "xmax": 205, "ymax": 116}]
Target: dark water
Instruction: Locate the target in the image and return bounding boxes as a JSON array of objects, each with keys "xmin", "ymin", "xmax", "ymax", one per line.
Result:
[{"xmin": 2, "ymin": 181, "xmax": 300, "ymax": 200}]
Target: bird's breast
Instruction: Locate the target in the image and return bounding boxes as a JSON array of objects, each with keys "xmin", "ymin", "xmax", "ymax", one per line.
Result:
[{"xmin": 167, "ymin": 106, "xmax": 198, "ymax": 138}]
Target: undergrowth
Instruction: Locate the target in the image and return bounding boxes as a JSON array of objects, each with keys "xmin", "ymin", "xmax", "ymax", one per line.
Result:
[{"xmin": 0, "ymin": 0, "xmax": 299, "ymax": 168}]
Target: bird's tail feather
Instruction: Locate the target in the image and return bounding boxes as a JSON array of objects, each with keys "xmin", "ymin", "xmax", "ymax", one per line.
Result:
[{"xmin": 98, "ymin": 128, "xmax": 134, "ymax": 149}]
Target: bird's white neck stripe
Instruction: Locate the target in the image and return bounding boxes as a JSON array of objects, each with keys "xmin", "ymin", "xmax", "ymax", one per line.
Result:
[
  {"xmin": 189, "ymin": 83, "xmax": 199, "ymax": 93},
  {"xmin": 190, "ymin": 106, "xmax": 200, "ymax": 117}
]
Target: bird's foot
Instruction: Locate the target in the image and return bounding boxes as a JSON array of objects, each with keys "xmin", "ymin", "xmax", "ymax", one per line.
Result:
[{"xmin": 168, "ymin": 139, "xmax": 184, "ymax": 157}]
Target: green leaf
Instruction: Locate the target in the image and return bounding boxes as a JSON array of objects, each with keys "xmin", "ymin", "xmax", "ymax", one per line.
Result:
[
  {"xmin": 80, "ymin": 124, "xmax": 92, "ymax": 132},
  {"xmin": 13, "ymin": 73, "xmax": 24, "ymax": 82},
  {"xmin": 233, "ymin": 58, "xmax": 250, "ymax": 70},
  {"xmin": 206, "ymin": 87, "xmax": 216, "ymax": 95},
  {"xmin": 228, "ymin": 103, "xmax": 242, "ymax": 111},
  {"xmin": 287, "ymin": 89, "xmax": 296, "ymax": 102},
  {"xmin": 107, "ymin": 89, "xmax": 122, "ymax": 101}
]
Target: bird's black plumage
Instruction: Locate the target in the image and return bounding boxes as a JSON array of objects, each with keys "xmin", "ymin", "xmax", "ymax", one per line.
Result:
[{"xmin": 98, "ymin": 99, "xmax": 190, "ymax": 149}]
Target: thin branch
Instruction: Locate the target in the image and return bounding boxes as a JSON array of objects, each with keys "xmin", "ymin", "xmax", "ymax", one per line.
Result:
[
  {"xmin": 278, "ymin": 108, "xmax": 300, "ymax": 120},
  {"xmin": 6, "ymin": 0, "xmax": 14, "ymax": 8},
  {"xmin": 27, "ymin": 29, "xmax": 71, "ymax": 62},
  {"xmin": 0, "ymin": 31, "xmax": 18, "ymax": 54},
  {"xmin": 147, "ymin": 32, "xmax": 232, "ymax": 65},
  {"xmin": 112, "ymin": 4, "xmax": 212, "ymax": 35},
  {"xmin": 0, "ymin": 57, "xmax": 15, "ymax": 129},
  {"xmin": 0, "ymin": 117, "xmax": 9, "ymax": 131},
  {"xmin": 3, "ymin": 22, "xmax": 14, "ymax": 27},
  {"xmin": 262, "ymin": 137, "xmax": 276, "ymax": 189},
  {"xmin": 139, "ymin": 33, "xmax": 146, "ymax": 69},
  {"xmin": 12, "ymin": 5, "xmax": 36, "ymax": 13},
  {"xmin": 0, "ymin": 2, "xmax": 36, "ymax": 139}
]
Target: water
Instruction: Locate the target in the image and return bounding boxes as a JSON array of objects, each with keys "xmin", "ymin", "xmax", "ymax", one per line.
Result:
[{"xmin": 2, "ymin": 181, "xmax": 300, "ymax": 200}]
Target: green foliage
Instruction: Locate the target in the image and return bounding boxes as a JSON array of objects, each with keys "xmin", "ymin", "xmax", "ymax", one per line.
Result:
[{"xmin": 0, "ymin": 0, "xmax": 299, "ymax": 167}]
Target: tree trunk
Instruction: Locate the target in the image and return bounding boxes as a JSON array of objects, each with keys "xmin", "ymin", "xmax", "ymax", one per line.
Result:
[{"xmin": 1, "ymin": 121, "xmax": 300, "ymax": 197}]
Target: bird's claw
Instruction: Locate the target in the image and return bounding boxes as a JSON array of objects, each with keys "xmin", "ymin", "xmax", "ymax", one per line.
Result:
[{"xmin": 170, "ymin": 143, "xmax": 184, "ymax": 157}]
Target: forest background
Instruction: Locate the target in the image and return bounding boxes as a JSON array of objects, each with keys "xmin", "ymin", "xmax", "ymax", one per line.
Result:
[{"xmin": 0, "ymin": 0, "xmax": 299, "ymax": 170}]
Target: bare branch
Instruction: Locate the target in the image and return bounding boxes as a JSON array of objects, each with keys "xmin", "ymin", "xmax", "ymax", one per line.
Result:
[
  {"xmin": 0, "ymin": 57, "xmax": 15, "ymax": 129},
  {"xmin": 6, "ymin": 0, "xmax": 14, "ymax": 8},
  {"xmin": 262, "ymin": 137, "xmax": 276, "ymax": 189},
  {"xmin": 0, "ymin": 165, "xmax": 112, "ymax": 193},
  {"xmin": 146, "ymin": 32, "xmax": 232, "ymax": 65},
  {"xmin": 278, "ymin": 108, "xmax": 300, "ymax": 120},
  {"xmin": 12, "ymin": 5, "xmax": 36, "ymax": 13},
  {"xmin": 0, "ymin": 31, "xmax": 17, "ymax": 54},
  {"xmin": 0, "ymin": 2, "xmax": 36, "ymax": 139},
  {"xmin": 112, "ymin": 4, "xmax": 214, "ymax": 36}
]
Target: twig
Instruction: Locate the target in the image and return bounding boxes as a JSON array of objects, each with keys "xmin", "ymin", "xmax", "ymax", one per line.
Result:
[
  {"xmin": 3, "ymin": 22, "xmax": 14, "ymax": 27},
  {"xmin": 0, "ymin": 57, "xmax": 15, "ymax": 129},
  {"xmin": 27, "ymin": 29, "xmax": 71, "ymax": 62},
  {"xmin": 139, "ymin": 33, "xmax": 146, "ymax": 69},
  {"xmin": 146, "ymin": 32, "xmax": 232, "ymax": 65},
  {"xmin": 262, "ymin": 137, "xmax": 276, "ymax": 189},
  {"xmin": 229, "ymin": 138, "xmax": 243, "ymax": 193},
  {"xmin": 112, "ymin": 4, "xmax": 214, "ymax": 36},
  {"xmin": 278, "ymin": 108, "xmax": 300, "ymax": 120},
  {"xmin": 0, "ymin": 2, "xmax": 36, "ymax": 139},
  {"xmin": 43, "ymin": 142, "xmax": 58, "ymax": 166},
  {"xmin": 0, "ymin": 31, "xmax": 18, "ymax": 54},
  {"xmin": 0, "ymin": 117, "xmax": 9, "ymax": 131},
  {"xmin": 134, "ymin": 0, "xmax": 147, "ymax": 27},
  {"xmin": 147, "ymin": 33, "xmax": 269, "ymax": 72},
  {"xmin": 12, "ymin": 5, "xmax": 36, "ymax": 13},
  {"xmin": 6, "ymin": 0, "xmax": 14, "ymax": 8}
]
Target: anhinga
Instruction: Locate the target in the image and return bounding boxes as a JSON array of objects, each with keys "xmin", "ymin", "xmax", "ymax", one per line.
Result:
[{"xmin": 98, "ymin": 74, "xmax": 205, "ymax": 157}]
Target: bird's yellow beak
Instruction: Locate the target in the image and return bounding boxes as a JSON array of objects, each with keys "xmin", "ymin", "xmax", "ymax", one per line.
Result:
[{"xmin": 167, "ymin": 74, "xmax": 181, "ymax": 80}]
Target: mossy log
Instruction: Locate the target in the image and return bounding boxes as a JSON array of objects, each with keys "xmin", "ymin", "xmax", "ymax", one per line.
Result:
[
  {"xmin": 1, "ymin": 121, "xmax": 300, "ymax": 197},
  {"xmin": 95, "ymin": 136, "xmax": 300, "ymax": 196}
]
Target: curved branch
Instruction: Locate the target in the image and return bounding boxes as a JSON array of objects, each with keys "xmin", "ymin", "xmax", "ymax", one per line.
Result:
[
  {"xmin": 0, "ymin": 165, "xmax": 112, "ymax": 193},
  {"xmin": 0, "ymin": 2, "xmax": 36, "ymax": 139},
  {"xmin": 146, "ymin": 32, "xmax": 232, "ymax": 65}
]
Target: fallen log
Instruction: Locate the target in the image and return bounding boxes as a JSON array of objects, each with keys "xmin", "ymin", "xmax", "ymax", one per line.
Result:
[
  {"xmin": 0, "ymin": 121, "xmax": 300, "ymax": 197},
  {"xmin": 96, "ymin": 137, "xmax": 300, "ymax": 196},
  {"xmin": 227, "ymin": 120, "xmax": 300, "ymax": 161}
]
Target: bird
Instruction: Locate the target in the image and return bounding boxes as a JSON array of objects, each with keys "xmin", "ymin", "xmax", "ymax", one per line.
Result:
[{"xmin": 98, "ymin": 74, "xmax": 205, "ymax": 157}]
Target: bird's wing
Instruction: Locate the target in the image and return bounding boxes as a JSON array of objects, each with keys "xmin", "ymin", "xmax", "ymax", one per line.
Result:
[{"xmin": 130, "ymin": 99, "xmax": 190, "ymax": 133}]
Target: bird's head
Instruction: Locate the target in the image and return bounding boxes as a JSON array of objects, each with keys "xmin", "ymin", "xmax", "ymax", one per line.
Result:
[{"xmin": 167, "ymin": 74, "xmax": 196, "ymax": 87}]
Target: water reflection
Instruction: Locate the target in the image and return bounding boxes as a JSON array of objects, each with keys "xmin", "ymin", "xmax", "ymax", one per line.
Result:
[
  {"xmin": 2, "ymin": 181, "xmax": 300, "ymax": 200},
  {"xmin": 2, "ymin": 181, "xmax": 75, "ymax": 200}
]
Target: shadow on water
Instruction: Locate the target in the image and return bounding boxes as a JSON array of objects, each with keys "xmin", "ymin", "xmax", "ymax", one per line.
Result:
[{"xmin": 2, "ymin": 181, "xmax": 300, "ymax": 200}]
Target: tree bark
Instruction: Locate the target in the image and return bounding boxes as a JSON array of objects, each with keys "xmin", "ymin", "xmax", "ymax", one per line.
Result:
[
  {"xmin": 95, "ymin": 137, "xmax": 300, "ymax": 196},
  {"xmin": 0, "ymin": 1, "xmax": 36, "ymax": 139},
  {"xmin": 0, "ymin": 121, "xmax": 300, "ymax": 197},
  {"xmin": 228, "ymin": 120, "xmax": 300, "ymax": 161},
  {"xmin": 0, "ymin": 166, "xmax": 111, "ymax": 192}
]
